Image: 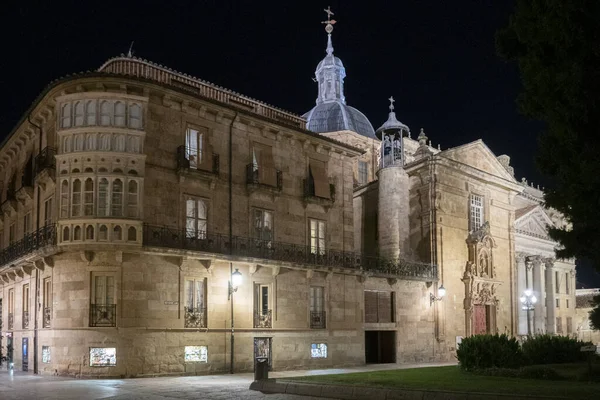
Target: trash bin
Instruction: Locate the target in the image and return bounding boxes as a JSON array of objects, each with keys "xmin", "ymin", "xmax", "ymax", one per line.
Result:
[{"xmin": 254, "ymin": 357, "xmax": 269, "ymax": 381}]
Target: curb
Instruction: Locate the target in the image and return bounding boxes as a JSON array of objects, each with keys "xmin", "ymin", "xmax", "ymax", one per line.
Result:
[{"xmin": 248, "ymin": 379, "xmax": 570, "ymax": 400}]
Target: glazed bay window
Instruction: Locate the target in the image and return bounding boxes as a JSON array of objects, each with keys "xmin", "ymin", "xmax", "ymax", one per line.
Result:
[
  {"xmin": 111, "ymin": 179, "xmax": 123, "ymax": 217},
  {"xmin": 90, "ymin": 274, "xmax": 116, "ymax": 327},
  {"xmin": 469, "ymin": 194, "xmax": 483, "ymax": 231},
  {"xmin": 253, "ymin": 209, "xmax": 273, "ymax": 246},
  {"xmin": 254, "ymin": 284, "xmax": 272, "ymax": 328},
  {"xmin": 309, "ymin": 219, "xmax": 326, "ymax": 255},
  {"xmin": 60, "ymin": 99, "xmax": 143, "ymax": 130},
  {"xmin": 186, "ymin": 198, "xmax": 207, "ymax": 239},
  {"xmin": 185, "ymin": 126, "xmax": 212, "ymax": 171},
  {"xmin": 184, "ymin": 278, "xmax": 207, "ymax": 328},
  {"xmin": 310, "ymin": 286, "xmax": 326, "ymax": 329}
]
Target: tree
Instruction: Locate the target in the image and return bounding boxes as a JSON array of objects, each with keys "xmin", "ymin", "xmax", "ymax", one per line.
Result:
[
  {"xmin": 591, "ymin": 295, "xmax": 600, "ymax": 331},
  {"xmin": 497, "ymin": 1, "xmax": 600, "ymax": 327}
]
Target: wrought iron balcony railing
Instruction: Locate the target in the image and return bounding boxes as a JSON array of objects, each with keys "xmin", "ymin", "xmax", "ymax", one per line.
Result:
[
  {"xmin": 35, "ymin": 146, "xmax": 56, "ymax": 176},
  {"xmin": 89, "ymin": 304, "xmax": 116, "ymax": 327},
  {"xmin": 184, "ymin": 306, "xmax": 207, "ymax": 328},
  {"xmin": 22, "ymin": 311, "xmax": 29, "ymax": 329},
  {"xmin": 8, "ymin": 313, "xmax": 14, "ymax": 330},
  {"xmin": 43, "ymin": 307, "xmax": 51, "ymax": 328},
  {"xmin": 303, "ymin": 179, "xmax": 336, "ymax": 201},
  {"xmin": 246, "ymin": 163, "xmax": 283, "ymax": 190},
  {"xmin": 310, "ymin": 311, "xmax": 326, "ymax": 329},
  {"xmin": 254, "ymin": 310, "xmax": 272, "ymax": 328},
  {"xmin": 0, "ymin": 224, "xmax": 57, "ymax": 267},
  {"xmin": 176, "ymin": 145, "xmax": 219, "ymax": 175},
  {"xmin": 143, "ymin": 224, "xmax": 437, "ymax": 281}
]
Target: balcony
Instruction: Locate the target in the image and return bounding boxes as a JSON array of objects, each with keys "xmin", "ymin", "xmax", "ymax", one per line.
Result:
[
  {"xmin": 43, "ymin": 307, "xmax": 51, "ymax": 328},
  {"xmin": 1, "ymin": 190, "xmax": 17, "ymax": 214},
  {"xmin": 0, "ymin": 224, "xmax": 57, "ymax": 267},
  {"xmin": 254, "ymin": 309, "xmax": 272, "ymax": 328},
  {"xmin": 176, "ymin": 145, "xmax": 219, "ymax": 184},
  {"xmin": 89, "ymin": 304, "xmax": 116, "ymax": 327},
  {"xmin": 8, "ymin": 313, "xmax": 14, "ymax": 330},
  {"xmin": 303, "ymin": 179, "xmax": 336, "ymax": 208},
  {"xmin": 246, "ymin": 163, "xmax": 283, "ymax": 192},
  {"xmin": 143, "ymin": 224, "xmax": 438, "ymax": 281},
  {"xmin": 184, "ymin": 307, "xmax": 207, "ymax": 328},
  {"xmin": 22, "ymin": 311, "xmax": 29, "ymax": 329},
  {"xmin": 310, "ymin": 311, "xmax": 326, "ymax": 329}
]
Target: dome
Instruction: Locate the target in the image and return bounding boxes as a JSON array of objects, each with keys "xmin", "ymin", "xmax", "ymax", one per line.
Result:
[
  {"xmin": 303, "ymin": 101, "xmax": 376, "ymax": 139},
  {"xmin": 316, "ymin": 55, "xmax": 344, "ymax": 71},
  {"xmin": 375, "ymin": 111, "xmax": 409, "ymax": 140}
]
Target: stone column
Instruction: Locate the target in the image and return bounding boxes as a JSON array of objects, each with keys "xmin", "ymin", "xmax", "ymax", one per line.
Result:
[
  {"xmin": 516, "ymin": 253, "xmax": 528, "ymax": 335},
  {"xmin": 531, "ymin": 256, "xmax": 546, "ymax": 334},
  {"xmin": 377, "ymin": 166, "xmax": 410, "ymax": 260},
  {"xmin": 544, "ymin": 258, "xmax": 556, "ymax": 334}
]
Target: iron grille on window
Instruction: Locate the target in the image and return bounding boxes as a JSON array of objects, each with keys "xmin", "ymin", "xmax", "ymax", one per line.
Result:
[
  {"xmin": 34, "ymin": 147, "xmax": 56, "ymax": 176},
  {"xmin": 184, "ymin": 307, "xmax": 207, "ymax": 328},
  {"xmin": 89, "ymin": 304, "xmax": 116, "ymax": 327},
  {"xmin": 310, "ymin": 311, "xmax": 326, "ymax": 329},
  {"xmin": 8, "ymin": 313, "xmax": 14, "ymax": 330},
  {"xmin": 43, "ymin": 307, "xmax": 52, "ymax": 328},
  {"xmin": 22, "ymin": 311, "xmax": 29, "ymax": 329},
  {"xmin": 254, "ymin": 309, "xmax": 272, "ymax": 328},
  {"xmin": 176, "ymin": 145, "xmax": 219, "ymax": 174}
]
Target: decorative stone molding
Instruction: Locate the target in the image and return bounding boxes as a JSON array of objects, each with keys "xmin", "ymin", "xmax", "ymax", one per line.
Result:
[
  {"xmin": 80, "ymin": 251, "xmax": 95, "ymax": 263},
  {"xmin": 387, "ymin": 278, "xmax": 398, "ymax": 286},
  {"xmin": 271, "ymin": 266, "xmax": 281, "ymax": 277},
  {"xmin": 21, "ymin": 265, "xmax": 33, "ymax": 276},
  {"xmin": 306, "ymin": 270, "xmax": 314, "ymax": 280},
  {"xmin": 249, "ymin": 264, "xmax": 259, "ymax": 275}
]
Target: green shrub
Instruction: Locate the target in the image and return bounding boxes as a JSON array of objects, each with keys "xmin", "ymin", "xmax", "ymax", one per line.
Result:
[
  {"xmin": 476, "ymin": 366, "xmax": 563, "ymax": 380},
  {"xmin": 521, "ymin": 334, "xmax": 593, "ymax": 365},
  {"xmin": 456, "ymin": 334, "xmax": 523, "ymax": 371}
]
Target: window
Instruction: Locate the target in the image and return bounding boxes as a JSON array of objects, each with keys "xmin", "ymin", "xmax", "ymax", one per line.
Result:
[
  {"xmin": 185, "ymin": 126, "xmax": 211, "ymax": 170},
  {"xmin": 99, "ymin": 225, "xmax": 108, "ymax": 240},
  {"xmin": 556, "ymin": 317, "xmax": 562, "ymax": 333},
  {"xmin": 114, "ymin": 102, "xmax": 126, "ymax": 126},
  {"xmin": 42, "ymin": 346, "xmax": 51, "ymax": 363},
  {"xmin": 86, "ymin": 225, "xmax": 94, "ymax": 240},
  {"xmin": 44, "ymin": 197, "xmax": 53, "ymax": 226},
  {"xmin": 84, "ymin": 178, "xmax": 94, "ymax": 216},
  {"xmin": 100, "ymin": 101, "xmax": 111, "ymax": 126},
  {"xmin": 74, "ymin": 225, "xmax": 82, "ymax": 240},
  {"xmin": 91, "ymin": 274, "xmax": 117, "ymax": 327},
  {"xmin": 23, "ymin": 284, "xmax": 30, "ymax": 328},
  {"xmin": 311, "ymin": 343, "xmax": 328, "ymax": 358},
  {"xmin": 43, "ymin": 277, "xmax": 52, "ymax": 327},
  {"xmin": 254, "ymin": 284, "xmax": 272, "ymax": 328},
  {"xmin": 90, "ymin": 348, "xmax": 116, "ymax": 367},
  {"xmin": 60, "ymin": 180, "xmax": 69, "ymax": 218},
  {"xmin": 556, "ymin": 298, "xmax": 560, "ymax": 308},
  {"xmin": 74, "ymin": 134, "xmax": 84, "ymax": 152},
  {"xmin": 9, "ymin": 223, "xmax": 16, "ymax": 244},
  {"xmin": 310, "ymin": 286, "xmax": 326, "ymax": 329},
  {"xmin": 127, "ymin": 180, "xmax": 138, "ymax": 218},
  {"xmin": 127, "ymin": 227, "xmax": 137, "ymax": 241},
  {"xmin": 98, "ymin": 178, "xmax": 109, "ymax": 216},
  {"xmin": 358, "ymin": 161, "xmax": 368, "ymax": 185},
  {"xmin": 61, "ymin": 103, "xmax": 71, "ymax": 128},
  {"xmin": 99, "ymin": 134, "xmax": 111, "ymax": 151},
  {"xmin": 71, "ymin": 179, "xmax": 82, "ymax": 216},
  {"xmin": 94, "ymin": 275, "xmax": 115, "ymax": 306},
  {"xmin": 111, "ymin": 179, "xmax": 123, "ymax": 216},
  {"xmin": 566, "ymin": 299, "xmax": 569, "ymax": 308},
  {"xmin": 555, "ymin": 271, "xmax": 560, "ymax": 294},
  {"xmin": 308, "ymin": 159, "xmax": 330, "ymax": 198},
  {"xmin": 253, "ymin": 209, "xmax": 273, "ymax": 245},
  {"xmin": 8, "ymin": 288, "xmax": 14, "ymax": 328},
  {"xmin": 74, "ymin": 101, "xmax": 84, "ymax": 126},
  {"xmin": 113, "ymin": 225, "xmax": 122, "ymax": 240},
  {"xmin": 86, "ymin": 134, "xmax": 96, "ymax": 151},
  {"xmin": 252, "ymin": 143, "xmax": 277, "ymax": 186},
  {"xmin": 23, "ymin": 213, "xmax": 32, "ymax": 236},
  {"xmin": 62, "ymin": 136, "xmax": 72, "ymax": 153},
  {"xmin": 309, "ymin": 219, "xmax": 326, "ymax": 255},
  {"xmin": 469, "ymin": 194, "xmax": 483, "ymax": 231},
  {"xmin": 114, "ymin": 135, "xmax": 126, "ymax": 152},
  {"xmin": 184, "ymin": 346, "xmax": 208, "ymax": 363},
  {"xmin": 62, "ymin": 226, "xmax": 70, "ymax": 241},
  {"xmin": 85, "ymin": 100, "xmax": 96, "ymax": 126},
  {"xmin": 364, "ymin": 290, "xmax": 395, "ymax": 323},
  {"xmin": 566, "ymin": 317, "xmax": 572, "ymax": 334},
  {"xmin": 565, "ymin": 273, "xmax": 570, "ymax": 294},
  {"xmin": 128, "ymin": 103, "xmax": 142, "ymax": 129},
  {"xmin": 186, "ymin": 198, "xmax": 207, "ymax": 239}
]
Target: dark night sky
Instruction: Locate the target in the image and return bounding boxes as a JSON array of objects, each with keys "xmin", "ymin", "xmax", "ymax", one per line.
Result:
[{"xmin": 1, "ymin": 0, "xmax": 599, "ymax": 286}]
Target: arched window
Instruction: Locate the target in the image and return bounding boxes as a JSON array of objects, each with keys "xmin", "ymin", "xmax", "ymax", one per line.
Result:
[
  {"xmin": 74, "ymin": 134, "xmax": 84, "ymax": 152},
  {"xmin": 71, "ymin": 179, "xmax": 82, "ymax": 217},
  {"xmin": 128, "ymin": 226, "xmax": 137, "ymax": 241},
  {"xmin": 128, "ymin": 170, "xmax": 138, "ymax": 175},
  {"xmin": 74, "ymin": 225, "xmax": 82, "ymax": 240},
  {"xmin": 113, "ymin": 225, "xmax": 122, "ymax": 240},
  {"xmin": 113, "ymin": 168, "xmax": 123, "ymax": 174},
  {"xmin": 98, "ymin": 178, "xmax": 109, "ymax": 216},
  {"xmin": 114, "ymin": 102, "xmax": 126, "ymax": 126},
  {"xmin": 128, "ymin": 103, "xmax": 142, "ymax": 129},
  {"xmin": 86, "ymin": 225, "xmax": 94, "ymax": 240},
  {"xmin": 98, "ymin": 167, "xmax": 108, "ymax": 173},
  {"xmin": 128, "ymin": 136, "xmax": 141, "ymax": 153},
  {"xmin": 99, "ymin": 225, "xmax": 108, "ymax": 240},
  {"xmin": 84, "ymin": 178, "xmax": 94, "ymax": 216},
  {"xmin": 71, "ymin": 168, "xmax": 80, "ymax": 173},
  {"xmin": 60, "ymin": 180, "xmax": 69, "ymax": 218},
  {"xmin": 74, "ymin": 101, "xmax": 84, "ymax": 126},
  {"xmin": 62, "ymin": 226, "xmax": 70, "ymax": 241},
  {"xmin": 111, "ymin": 179, "xmax": 123, "ymax": 217},
  {"xmin": 63, "ymin": 136, "xmax": 72, "ymax": 153},
  {"xmin": 100, "ymin": 101, "xmax": 111, "ymax": 126},
  {"xmin": 84, "ymin": 167, "xmax": 93, "ymax": 173},
  {"xmin": 61, "ymin": 103, "xmax": 71, "ymax": 128},
  {"xmin": 114, "ymin": 135, "xmax": 126, "ymax": 152},
  {"xmin": 127, "ymin": 180, "xmax": 138, "ymax": 218},
  {"xmin": 85, "ymin": 100, "xmax": 96, "ymax": 126},
  {"xmin": 99, "ymin": 134, "xmax": 111, "ymax": 151},
  {"xmin": 85, "ymin": 134, "xmax": 96, "ymax": 151}
]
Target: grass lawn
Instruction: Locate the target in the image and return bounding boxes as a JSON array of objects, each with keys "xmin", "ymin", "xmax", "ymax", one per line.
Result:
[{"xmin": 286, "ymin": 366, "xmax": 600, "ymax": 398}]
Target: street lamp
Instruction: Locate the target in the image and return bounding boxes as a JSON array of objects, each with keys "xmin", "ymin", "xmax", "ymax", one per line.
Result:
[
  {"xmin": 228, "ymin": 265, "xmax": 242, "ymax": 374},
  {"xmin": 430, "ymin": 284, "xmax": 446, "ymax": 306},
  {"xmin": 520, "ymin": 289, "xmax": 537, "ymax": 336}
]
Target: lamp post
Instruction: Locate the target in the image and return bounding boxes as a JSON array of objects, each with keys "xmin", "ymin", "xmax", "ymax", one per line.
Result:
[
  {"xmin": 430, "ymin": 284, "xmax": 446, "ymax": 306},
  {"xmin": 520, "ymin": 289, "xmax": 537, "ymax": 336},
  {"xmin": 228, "ymin": 264, "xmax": 242, "ymax": 374}
]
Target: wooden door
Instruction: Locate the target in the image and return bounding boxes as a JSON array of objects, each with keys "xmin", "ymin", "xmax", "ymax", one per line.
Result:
[{"xmin": 473, "ymin": 304, "xmax": 488, "ymax": 335}]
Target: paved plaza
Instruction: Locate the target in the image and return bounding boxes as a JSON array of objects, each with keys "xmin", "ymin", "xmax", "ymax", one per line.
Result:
[{"xmin": 0, "ymin": 362, "xmax": 454, "ymax": 400}]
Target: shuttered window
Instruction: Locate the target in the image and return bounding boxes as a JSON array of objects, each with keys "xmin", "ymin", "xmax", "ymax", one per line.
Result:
[
  {"xmin": 253, "ymin": 143, "xmax": 277, "ymax": 186},
  {"xmin": 309, "ymin": 159, "xmax": 330, "ymax": 198},
  {"xmin": 364, "ymin": 290, "xmax": 395, "ymax": 323},
  {"xmin": 186, "ymin": 126, "xmax": 213, "ymax": 171}
]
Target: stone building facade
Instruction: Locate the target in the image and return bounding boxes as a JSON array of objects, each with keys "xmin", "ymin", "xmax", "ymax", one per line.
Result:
[{"xmin": 576, "ymin": 289, "xmax": 600, "ymax": 345}]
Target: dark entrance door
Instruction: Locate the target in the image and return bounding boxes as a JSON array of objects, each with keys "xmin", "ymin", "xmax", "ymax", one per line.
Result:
[
  {"xmin": 365, "ymin": 331, "xmax": 396, "ymax": 363},
  {"xmin": 254, "ymin": 337, "xmax": 272, "ymax": 371},
  {"xmin": 22, "ymin": 338, "xmax": 28, "ymax": 372},
  {"xmin": 473, "ymin": 305, "xmax": 488, "ymax": 335}
]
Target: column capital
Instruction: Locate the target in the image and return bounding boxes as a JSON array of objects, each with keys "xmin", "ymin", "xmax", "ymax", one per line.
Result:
[
  {"xmin": 543, "ymin": 257, "xmax": 555, "ymax": 268},
  {"xmin": 516, "ymin": 252, "xmax": 528, "ymax": 263}
]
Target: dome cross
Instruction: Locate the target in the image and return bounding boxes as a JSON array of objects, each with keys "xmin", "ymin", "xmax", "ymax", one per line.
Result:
[{"xmin": 388, "ymin": 96, "xmax": 395, "ymax": 111}]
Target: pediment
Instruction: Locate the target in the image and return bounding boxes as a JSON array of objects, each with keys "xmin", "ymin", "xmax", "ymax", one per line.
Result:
[
  {"xmin": 515, "ymin": 205, "xmax": 555, "ymax": 240},
  {"xmin": 440, "ymin": 140, "xmax": 517, "ymax": 182}
]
